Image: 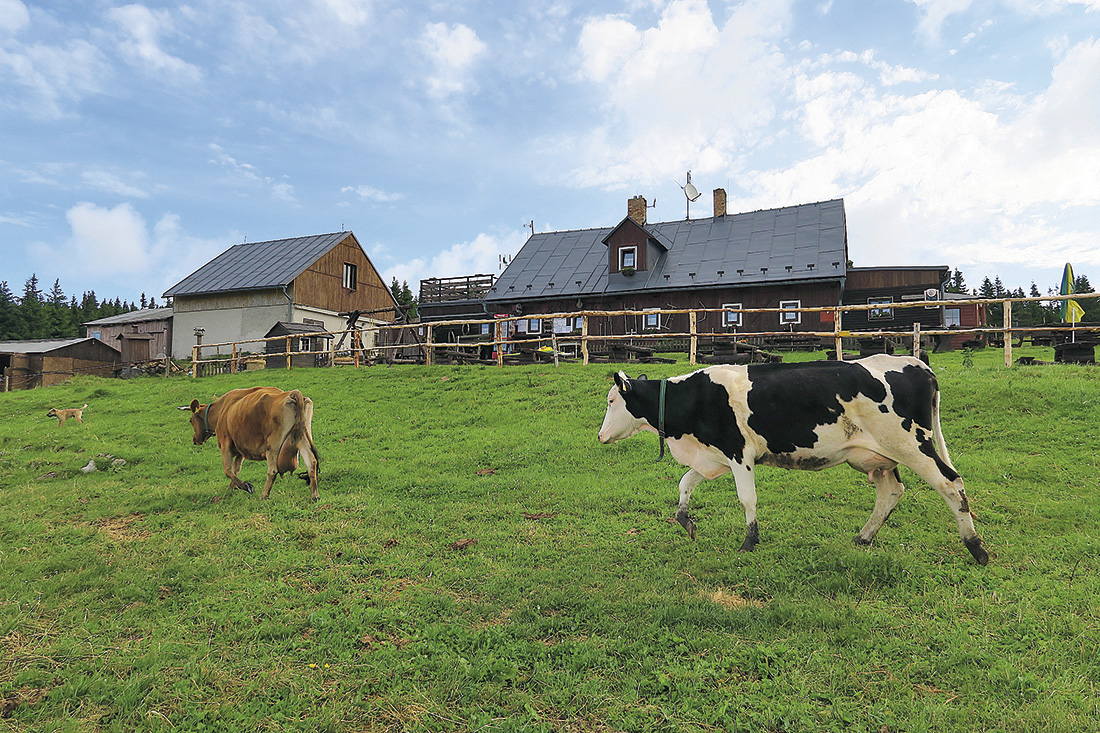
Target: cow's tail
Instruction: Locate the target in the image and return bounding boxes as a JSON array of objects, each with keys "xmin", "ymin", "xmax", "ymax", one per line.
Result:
[
  {"xmin": 276, "ymin": 390, "xmax": 309, "ymax": 475},
  {"xmin": 930, "ymin": 385, "xmax": 956, "ymax": 473}
]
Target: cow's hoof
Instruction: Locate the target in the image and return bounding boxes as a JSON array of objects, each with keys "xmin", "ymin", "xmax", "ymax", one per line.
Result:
[
  {"xmin": 676, "ymin": 511, "xmax": 697, "ymax": 540},
  {"xmin": 239, "ymin": 482, "xmax": 254, "ymax": 494},
  {"xmin": 965, "ymin": 536, "xmax": 989, "ymax": 566}
]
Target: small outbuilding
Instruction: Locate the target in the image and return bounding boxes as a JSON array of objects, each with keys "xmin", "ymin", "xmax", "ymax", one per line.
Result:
[
  {"xmin": 0, "ymin": 338, "xmax": 122, "ymax": 391},
  {"xmin": 84, "ymin": 307, "xmax": 174, "ymax": 359},
  {"xmin": 263, "ymin": 322, "xmax": 335, "ymax": 369}
]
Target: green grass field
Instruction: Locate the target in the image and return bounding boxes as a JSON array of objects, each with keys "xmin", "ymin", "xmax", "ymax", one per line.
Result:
[{"xmin": 2, "ymin": 347, "xmax": 1098, "ymax": 732}]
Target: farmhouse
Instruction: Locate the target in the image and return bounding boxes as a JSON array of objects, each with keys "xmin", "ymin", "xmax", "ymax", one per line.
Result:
[
  {"xmin": 0, "ymin": 338, "xmax": 121, "ymax": 391},
  {"xmin": 84, "ymin": 307, "xmax": 174, "ymax": 359},
  {"xmin": 163, "ymin": 232, "xmax": 397, "ymax": 357},
  {"xmin": 420, "ymin": 193, "xmax": 975, "ymax": 352}
]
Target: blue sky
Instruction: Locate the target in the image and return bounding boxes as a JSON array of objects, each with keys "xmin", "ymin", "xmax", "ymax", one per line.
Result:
[{"xmin": 2, "ymin": 0, "xmax": 1098, "ymax": 304}]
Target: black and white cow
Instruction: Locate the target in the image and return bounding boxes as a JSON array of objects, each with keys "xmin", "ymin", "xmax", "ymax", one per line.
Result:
[{"xmin": 598, "ymin": 354, "xmax": 989, "ymax": 565}]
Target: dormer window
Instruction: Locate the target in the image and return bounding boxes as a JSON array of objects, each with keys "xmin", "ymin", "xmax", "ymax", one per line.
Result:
[{"xmin": 619, "ymin": 247, "xmax": 637, "ymax": 270}]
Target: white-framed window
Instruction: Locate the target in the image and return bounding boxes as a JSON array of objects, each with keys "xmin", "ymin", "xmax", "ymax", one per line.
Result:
[
  {"xmin": 779, "ymin": 299, "xmax": 802, "ymax": 325},
  {"xmin": 944, "ymin": 308, "xmax": 962, "ymax": 327},
  {"xmin": 644, "ymin": 309, "xmax": 660, "ymax": 329},
  {"xmin": 299, "ymin": 337, "xmax": 312, "ymax": 352},
  {"xmin": 480, "ymin": 323, "xmax": 491, "ymax": 336},
  {"xmin": 868, "ymin": 297, "xmax": 894, "ymax": 321},
  {"xmin": 619, "ymin": 246, "xmax": 637, "ymax": 270},
  {"xmin": 515, "ymin": 320, "xmax": 526, "ymax": 333},
  {"xmin": 722, "ymin": 303, "xmax": 742, "ymax": 328},
  {"xmin": 342, "ymin": 262, "xmax": 357, "ymax": 290},
  {"xmin": 528, "ymin": 319, "xmax": 543, "ymax": 334}
]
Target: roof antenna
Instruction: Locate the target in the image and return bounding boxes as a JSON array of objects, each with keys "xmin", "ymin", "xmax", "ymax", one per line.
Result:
[
  {"xmin": 678, "ymin": 170, "xmax": 702, "ymax": 220},
  {"xmin": 524, "ymin": 220, "xmax": 535, "ymax": 237}
]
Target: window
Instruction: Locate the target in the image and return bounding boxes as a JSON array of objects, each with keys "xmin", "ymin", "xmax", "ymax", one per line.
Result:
[
  {"xmin": 722, "ymin": 303, "xmax": 742, "ymax": 328},
  {"xmin": 644, "ymin": 309, "xmax": 660, "ymax": 329},
  {"xmin": 944, "ymin": 308, "xmax": 962, "ymax": 327},
  {"xmin": 574, "ymin": 316, "xmax": 584, "ymax": 331},
  {"xmin": 342, "ymin": 262, "xmax": 357, "ymax": 290},
  {"xmin": 868, "ymin": 297, "xmax": 894, "ymax": 321},
  {"xmin": 299, "ymin": 337, "xmax": 312, "ymax": 352},
  {"xmin": 779, "ymin": 299, "xmax": 802, "ymax": 325},
  {"xmin": 619, "ymin": 247, "xmax": 637, "ymax": 270},
  {"xmin": 480, "ymin": 323, "xmax": 491, "ymax": 336},
  {"xmin": 528, "ymin": 319, "xmax": 543, "ymax": 334}
]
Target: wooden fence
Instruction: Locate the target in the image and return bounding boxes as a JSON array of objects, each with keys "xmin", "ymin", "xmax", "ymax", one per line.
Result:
[{"xmin": 189, "ymin": 293, "xmax": 1100, "ymax": 377}]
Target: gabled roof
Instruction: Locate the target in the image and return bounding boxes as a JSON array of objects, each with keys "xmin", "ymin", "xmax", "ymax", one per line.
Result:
[
  {"xmin": 83, "ymin": 307, "xmax": 174, "ymax": 327},
  {"xmin": 485, "ymin": 199, "xmax": 847, "ymax": 303},
  {"xmin": 163, "ymin": 232, "xmax": 354, "ymax": 298},
  {"xmin": 264, "ymin": 322, "xmax": 335, "ymax": 338},
  {"xmin": 0, "ymin": 338, "xmax": 121, "ymax": 355}
]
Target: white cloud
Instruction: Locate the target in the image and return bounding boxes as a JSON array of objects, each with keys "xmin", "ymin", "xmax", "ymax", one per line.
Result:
[
  {"xmin": 108, "ymin": 4, "xmax": 201, "ymax": 81},
  {"xmin": 0, "ymin": 38, "xmax": 107, "ymax": 118},
  {"xmin": 0, "ymin": 0, "xmax": 30, "ymax": 34},
  {"xmin": 562, "ymin": 0, "xmax": 794, "ymax": 189},
  {"xmin": 81, "ymin": 170, "xmax": 150, "ymax": 198},
  {"xmin": 341, "ymin": 185, "xmax": 404, "ymax": 203},
  {"xmin": 419, "ymin": 22, "xmax": 487, "ymax": 100},
  {"xmin": 208, "ymin": 143, "xmax": 298, "ymax": 204},
  {"xmin": 319, "ymin": 0, "xmax": 375, "ymax": 26},
  {"xmin": 381, "ymin": 231, "xmax": 524, "ymax": 290}
]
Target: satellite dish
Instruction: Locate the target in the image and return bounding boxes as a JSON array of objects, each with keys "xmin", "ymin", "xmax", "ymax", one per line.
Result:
[{"xmin": 679, "ymin": 170, "xmax": 703, "ymax": 219}]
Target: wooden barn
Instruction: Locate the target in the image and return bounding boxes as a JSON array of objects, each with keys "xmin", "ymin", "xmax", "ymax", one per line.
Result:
[
  {"xmin": 481, "ymin": 193, "xmax": 849, "ymax": 345},
  {"xmin": 163, "ymin": 232, "xmax": 398, "ymax": 357},
  {"xmin": 84, "ymin": 307, "xmax": 174, "ymax": 359},
  {"xmin": 0, "ymin": 338, "xmax": 121, "ymax": 391}
]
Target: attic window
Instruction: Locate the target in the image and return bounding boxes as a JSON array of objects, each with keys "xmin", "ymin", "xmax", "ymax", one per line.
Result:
[
  {"xmin": 343, "ymin": 262, "xmax": 357, "ymax": 290},
  {"xmin": 619, "ymin": 247, "xmax": 637, "ymax": 270}
]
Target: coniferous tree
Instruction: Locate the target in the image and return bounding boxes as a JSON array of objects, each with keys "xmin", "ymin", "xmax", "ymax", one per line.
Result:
[
  {"xmin": 0, "ymin": 281, "xmax": 18, "ymax": 340},
  {"xmin": 19, "ymin": 275, "xmax": 45, "ymax": 339}
]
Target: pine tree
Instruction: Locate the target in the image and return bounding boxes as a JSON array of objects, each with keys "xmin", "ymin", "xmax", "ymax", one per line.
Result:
[
  {"xmin": 45, "ymin": 278, "xmax": 73, "ymax": 337},
  {"xmin": 0, "ymin": 281, "xmax": 18, "ymax": 340},
  {"xmin": 19, "ymin": 275, "xmax": 45, "ymax": 339}
]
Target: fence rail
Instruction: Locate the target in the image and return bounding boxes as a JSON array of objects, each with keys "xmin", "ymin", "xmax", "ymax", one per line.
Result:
[{"xmin": 189, "ymin": 293, "xmax": 1100, "ymax": 377}]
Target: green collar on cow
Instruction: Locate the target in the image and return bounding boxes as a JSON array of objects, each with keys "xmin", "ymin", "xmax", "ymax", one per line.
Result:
[
  {"xmin": 656, "ymin": 378, "xmax": 668, "ymax": 462},
  {"xmin": 202, "ymin": 404, "xmax": 214, "ymax": 439}
]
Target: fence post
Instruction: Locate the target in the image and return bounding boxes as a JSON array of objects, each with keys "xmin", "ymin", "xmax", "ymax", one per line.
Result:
[
  {"xmin": 426, "ymin": 326, "xmax": 433, "ymax": 367},
  {"xmin": 689, "ymin": 310, "xmax": 698, "ymax": 366},
  {"xmin": 912, "ymin": 322, "xmax": 921, "ymax": 358},
  {"xmin": 1003, "ymin": 300, "xmax": 1013, "ymax": 367},
  {"xmin": 231, "ymin": 343, "xmax": 238, "ymax": 374},
  {"xmin": 192, "ymin": 345, "xmax": 198, "ymax": 378},
  {"xmin": 330, "ymin": 336, "xmax": 335, "ymax": 368},
  {"xmin": 579, "ymin": 315, "xmax": 588, "ymax": 366},
  {"xmin": 286, "ymin": 336, "xmax": 292, "ymax": 371},
  {"xmin": 833, "ymin": 308, "xmax": 843, "ymax": 360},
  {"xmin": 496, "ymin": 318, "xmax": 504, "ymax": 368}
]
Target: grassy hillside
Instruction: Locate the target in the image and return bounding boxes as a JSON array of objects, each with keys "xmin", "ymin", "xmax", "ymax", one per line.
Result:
[{"xmin": 2, "ymin": 349, "xmax": 1098, "ymax": 732}]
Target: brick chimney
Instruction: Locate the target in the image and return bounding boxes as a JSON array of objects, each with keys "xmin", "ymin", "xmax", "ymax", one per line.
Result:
[
  {"xmin": 713, "ymin": 188, "xmax": 727, "ymax": 217},
  {"xmin": 627, "ymin": 195, "xmax": 647, "ymax": 226}
]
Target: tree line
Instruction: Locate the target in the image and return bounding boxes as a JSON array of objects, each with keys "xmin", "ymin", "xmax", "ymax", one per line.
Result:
[
  {"xmin": 0, "ymin": 275, "xmax": 164, "ymax": 342},
  {"xmin": 943, "ymin": 268, "xmax": 1099, "ymax": 326}
]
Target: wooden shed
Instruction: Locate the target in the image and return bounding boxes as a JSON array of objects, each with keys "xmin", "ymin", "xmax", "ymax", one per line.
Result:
[
  {"xmin": 263, "ymin": 322, "xmax": 334, "ymax": 369},
  {"xmin": 0, "ymin": 338, "xmax": 121, "ymax": 391}
]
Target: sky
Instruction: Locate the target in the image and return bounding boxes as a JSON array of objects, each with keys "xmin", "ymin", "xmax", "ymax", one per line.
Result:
[{"xmin": 2, "ymin": 0, "xmax": 1099, "ymax": 306}]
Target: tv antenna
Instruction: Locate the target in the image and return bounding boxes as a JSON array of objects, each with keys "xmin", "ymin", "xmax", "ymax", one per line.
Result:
[
  {"xmin": 678, "ymin": 170, "xmax": 701, "ymax": 220},
  {"xmin": 523, "ymin": 220, "xmax": 535, "ymax": 237}
]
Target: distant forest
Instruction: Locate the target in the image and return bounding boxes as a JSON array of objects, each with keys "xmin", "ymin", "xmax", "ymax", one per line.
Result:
[
  {"xmin": 0, "ymin": 269, "xmax": 1095, "ymax": 343},
  {"xmin": 0, "ymin": 275, "xmax": 166, "ymax": 342}
]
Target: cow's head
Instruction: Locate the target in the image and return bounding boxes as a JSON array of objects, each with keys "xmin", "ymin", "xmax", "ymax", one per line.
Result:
[
  {"xmin": 598, "ymin": 371, "xmax": 649, "ymax": 444},
  {"xmin": 178, "ymin": 399, "xmax": 215, "ymax": 445}
]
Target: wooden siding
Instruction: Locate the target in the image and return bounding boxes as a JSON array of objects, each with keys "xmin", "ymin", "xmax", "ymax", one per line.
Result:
[
  {"xmin": 292, "ymin": 234, "xmax": 396, "ymax": 320},
  {"xmin": 491, "ymin": 281, "xmax": 841, "ymax": 336},
  {"xmin": 87, "ymin": 319, "xmax": 172, "ymax": 359},
  {"xmin": 1, "ymin": 341, "xmax": 120, "ymax": 390},
  {"xmin": 843, "ymin": 267, "xmax": 949, "ymax": 331},
  {"xmin": 606, "ymin": 220, "xmax": 649, "ymax": 273}
]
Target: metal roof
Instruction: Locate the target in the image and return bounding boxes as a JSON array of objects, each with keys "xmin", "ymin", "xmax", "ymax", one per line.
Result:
[
  {"xmin": 0, "ymin": 338, "xmax": 120, "ymax": 355},
  {"xmin": 83, "ymin": 307, "xmax": 174, "ymax": 327},
  {"xmin": 163, "ymin": 232, "xmax": 354, "ymax": 298},
  {"xmin": 485, "ymin": 199, "xmax": 848, "ymax": 303}
]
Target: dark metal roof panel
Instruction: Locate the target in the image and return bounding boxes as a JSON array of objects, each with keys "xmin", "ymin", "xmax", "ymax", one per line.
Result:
[
  {"xmin": 484, "ymin": 200, "xmax": 847, "ymax": 302},
  {"xmin": 164, "ymin": 232, "xmax": 352, "ymax": 297}
]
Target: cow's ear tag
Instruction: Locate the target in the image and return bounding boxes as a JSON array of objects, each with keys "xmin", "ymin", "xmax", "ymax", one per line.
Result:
[{"xmin": 614, "ymin": 371, "xmax": 630, "ymax": 392}]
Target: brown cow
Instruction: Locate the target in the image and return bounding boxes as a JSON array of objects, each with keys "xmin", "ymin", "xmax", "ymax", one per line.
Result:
[{"xmin": 182, "ymin": 386, "xmax": 320, "ymax": 501}]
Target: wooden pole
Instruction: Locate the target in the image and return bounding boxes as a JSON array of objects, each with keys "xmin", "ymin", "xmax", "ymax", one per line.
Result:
[
  {"xmin": 833, "ymin": 308, "xmax": 843, "ymax": 360},
  {"xmin": 551, "ymin": 333, "xmax": 560, "ymax": 367},
  {"xmin": 329, "ymin": 335, "xmax": 336, "ymax": 368},
  {"xmin": 1003, "ymin": 299, "xmax": 1013, "ymax": 367},
  {"xmin": 192, "ymin": 345, "xmax": 198, "ymax": 378},
  {"xmin": 286, "ymin": 336, "xmax": 292, "ymax": 371},
  {"xmin": 231, "ymin": 343, "xmax": 238, "ymax": 374},
  {"xmin": 426, "ymin": 326, "xmax": 433, "ymax": 367},
  {"xmin": 689, "ymin": 310, "xmax": 698, "ymax": 366},
  {"xmin": 581, "ymin": 315, "xmax": 590, "ymax": 366},
  {"xmin": 912, "ymin": 322, "xmax": 921, "ymax": 358},
  {"xmin": 496, "ymin": 318, "xmax": 504, "ymax": 368}
]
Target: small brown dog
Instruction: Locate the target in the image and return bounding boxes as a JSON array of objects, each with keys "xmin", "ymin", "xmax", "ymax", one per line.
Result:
[{"xmin": 47, "ymin": 403, "xmax": 88, "ymax": 426}]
